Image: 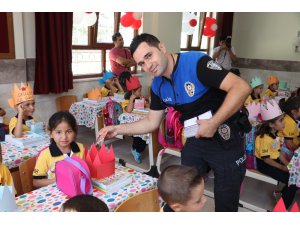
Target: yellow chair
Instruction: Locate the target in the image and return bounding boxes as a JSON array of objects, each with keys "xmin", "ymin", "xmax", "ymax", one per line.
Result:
[
  {"xmin": 114, "ymin": 189, "xmax": 160, "ymax": 212},
  {"xmin": 55, "ymin": 95, "xmax": 77, "ymax": 111},
  {"xmin": 19, "ymin": 157, "xmax": 36, "ymax": 193}
]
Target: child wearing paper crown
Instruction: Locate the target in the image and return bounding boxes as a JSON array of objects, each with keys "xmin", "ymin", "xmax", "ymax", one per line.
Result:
[
  {"xmin": 264, "ymin": 75, "xmax": 279, "ymax": 99},
  {"xmin": 33, "ymin": 111, "xmax": 85, "ymax": 188},
  {"xmin": 7, "ymin": 82, "xmax": 38, "ymax": 138},
  {"xmin": 277, "ymin": 96, "xmax": 300, "ymax": 161},
  {"xmin": 158, "ymin": 165, "xmax": 207, "ymax": 212},
  {"xmin": 99, "ymin": 71, "xmax": 124, "ymax": 97},
  {"xmin": 244, "ymin": 77, "xmax": 264, "ymax": 106},
  {"xmin": 121, "ymin": 76, "xmax": 149, "ymax": 163},
  {"xmin": 60, "ymin": 194, "xmax": 109, "ymax": 212},
  {"xmin": 255, "ymin": 100, "xmax": 298, "ymax": 209}
]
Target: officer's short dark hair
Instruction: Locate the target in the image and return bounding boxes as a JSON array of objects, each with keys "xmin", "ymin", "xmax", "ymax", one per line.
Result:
[
  {"xmin": 130, "ymin": 33, "xmax": 160, "ymax": 56},
  {"xmin": 112, "ymin": 32, "xmax": 122, "ymax": 42},
  {"xmin": 157, "ymin": 165, "xmax": 204, "ymax": 205}
]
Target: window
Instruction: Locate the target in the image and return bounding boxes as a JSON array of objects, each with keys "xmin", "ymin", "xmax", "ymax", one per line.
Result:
[
  {"xmin": 0, "ymin": 12, "xmax": 15, "ymax": 59},
  {"xmin": 72, "ymin": 12, "xmax": 139, "ymax": 79},
  {"xmin": 180, "ymin": 12, "xmax": 217, "ymax": 54}
]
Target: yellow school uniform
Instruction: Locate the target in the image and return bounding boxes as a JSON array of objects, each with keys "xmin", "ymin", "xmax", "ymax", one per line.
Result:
[
  {"xmin": 121, "ymin": 99, "xmax": 130, "ymax": 111},
  {"xmin": 0, "ymin": 163, "xmax": 13, "ymax": 186},
  {"xmin": 33, "ymin": 142, "xmax": 84, "ymax": 180},
  {"xmin": 264, "ymin": 88, "xmax": 277, "ymax": 98},
  {"xmin": 9, "ymin": 115, "xmax": 37, "ymax": 135},
  {"xmin": 244, "ymin": 93, "xmax": 262, "ymax": 106},
  {"xmin": 278, "ymin": 114, "xmax": 300, "ymax": 147},
  {"xmin": 255, "ymin": 133, "xmax": 283, "ymax": 160}
]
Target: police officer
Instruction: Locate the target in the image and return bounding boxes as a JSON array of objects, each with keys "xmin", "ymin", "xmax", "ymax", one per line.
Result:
[{"xmin": 99, "ymin": 33, "xmax": 251, "ymax": 212}]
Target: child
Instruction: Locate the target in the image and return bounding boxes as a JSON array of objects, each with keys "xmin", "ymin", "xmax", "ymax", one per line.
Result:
[
  {"xmin": 157, "ymin": 165, "xmax": 207, "ymax": 212},
  {"xmin": 278, "ymin": 96, "xmax": 300, "ymax": 161},
  {"xmin": 99, "ymin": 71, "xmax": 124, "ymax": 97},
  {"xmin": 60, "ymin": 194, "xmax": 109, "ymax": 212},
  {"xmin": 264, "ymin": 75, "xmax": 279, "ymax": 99},
  {"xmin": 0, "ymin": 145, "xmax": 13, "ymax": 186},
  {"xmin": 33, "ymin": 111, "xmax": 85, "ymax": 188},
  {"xmin": 7, "ymin": 82, "xmax": 37, "ymax": 138},
  {"xmin": 255, "ymin": 100, "xmax": 298, "ymax": 209},
  {"xmin": 0, "ymin": 107, "xmax": 9, "ymax": 142},
  {"xmin": 244, "ymin": 77, "xmax": 264, "ymax": 106},
  {"xmin": 121, "ymin": 76, "xmax": 149, "ymax": 163}
]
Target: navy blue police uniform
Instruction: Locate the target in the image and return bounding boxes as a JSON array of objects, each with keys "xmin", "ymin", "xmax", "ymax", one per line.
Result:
[{"xmin": 151, "ymin": 52, "xmax": 246, "ymax": 212}]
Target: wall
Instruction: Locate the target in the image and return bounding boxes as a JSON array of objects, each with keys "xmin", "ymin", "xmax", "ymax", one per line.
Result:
[{"xmin": 232, "ymin": 12, "xmax": 300, "ymax": 61}]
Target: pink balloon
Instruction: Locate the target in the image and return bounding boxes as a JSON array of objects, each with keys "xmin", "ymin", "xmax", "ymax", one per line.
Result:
[
  {"xmin": 133, "ymin": 12, "xmax": 143, "ymax": 20},
  {"xmin": 131, "ymin": 20, "xmax": 142, "ymax": 30},
  {"xmin": 121, "ymin": 14, "xmax": 134, "ymax": 27}
]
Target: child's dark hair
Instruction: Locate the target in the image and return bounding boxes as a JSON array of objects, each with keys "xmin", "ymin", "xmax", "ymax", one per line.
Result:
[
  {"xmin": 130, "ymin": 33, "xmax": 160, "ymax": 56},
  {"xmin": 48, "ymin": 111, "xmax": 78, "ymax": 134},
  {"xmin": 279, "ymin": 96, "xmax": 300, "ymax": 117},
  {"xmin": 60, "ymin": 194, "xmax": 109, "ymax": 212},
  {"xmin": 157, "ymin": 165, "xmax": 204, "ymax": 205},
  {"xmin": 119, "ymin": 71, "xmax": 132, "ymax": 91},
  {"xmin": 124, "ymin": 87, "xmax": 141, "ymax": 100},
  {"xmin": 256, "ymin": 115, "xmax": 282, "ymax": 138}
]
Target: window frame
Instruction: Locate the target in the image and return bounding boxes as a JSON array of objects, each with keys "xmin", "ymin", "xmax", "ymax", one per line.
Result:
[{"xmin": 72, "ymin": 12, "xmax": 137, "ymax": 80}]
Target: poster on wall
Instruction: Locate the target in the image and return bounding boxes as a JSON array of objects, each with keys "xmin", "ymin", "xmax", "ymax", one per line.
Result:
[{"xmin": 0, "ymin": 12, "xmax": 15, "ymax": 59}]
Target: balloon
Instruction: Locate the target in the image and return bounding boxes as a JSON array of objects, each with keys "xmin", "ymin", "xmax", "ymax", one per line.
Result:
[
  {"xmin": 85, "ymin": 12, "xmax": 92, "ymax": 14},
  {"xmin": 131, "ymin": 20, "xmax": 142, "ymax": 30},
  {"xmin": 211, "ymin": 24, "xmax": 218, "ymax": 31},
  {"xmin": 203, "ymin": 28, "xmax": 215, "ymax": 37},
  {"xmin": 73, "ymin": 12, "xmax": 84, "ymax": 25},
  {"xmin": 205, "ymin": 17, "xmax": 217, "ymax": 27},
  {"xmin": 133, "ymin": 12, "xmax": 143, "ymax": 20},
  {"xmin": 189, "ymin": 19, "xmax": 197, "ymax": 27},
  {"xmin": 82, "ymin": 12, "xmax": 97, "ymax": 27},
  {"xmin": 121, "ymin": 14, "xmax": 134, "ymax": 27}
]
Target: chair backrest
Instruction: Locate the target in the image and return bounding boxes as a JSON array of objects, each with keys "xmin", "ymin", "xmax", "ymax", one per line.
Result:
[
  {"xmin": 56, "ymin": 95, "xmax": 78, "ymax": 111},
  {"xmin": 19, "ymin": 157, "xmax": 37, "ymax": 193},
  {"xmin": 114, "ymin": 189, "xmax": 160, "ymax": 212}
]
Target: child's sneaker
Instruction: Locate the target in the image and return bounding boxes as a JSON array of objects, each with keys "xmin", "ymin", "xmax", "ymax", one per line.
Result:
[{"xmin": 131, "ymin": 149, "xmax": 142, "ymax": 164}]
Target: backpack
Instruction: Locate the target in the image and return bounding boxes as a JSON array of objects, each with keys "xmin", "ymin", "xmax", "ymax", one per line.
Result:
[
  {"xmin": 0, "ymin": 123, "xmax": 9, "ymax": 142},
  {"xmin": 55, "ymin": 155, "xmax": 93, "ymax": 197},
  {"xmin": 105, "ymin": 98, "xmax": 123, "ymax": 126},
  {"xmin": 158, "ymin": 107, "xmax": 184, "ymax": 149},
  {"xmin": 245, "ymin": 126, "xmax": 256, "ymax": 169}
]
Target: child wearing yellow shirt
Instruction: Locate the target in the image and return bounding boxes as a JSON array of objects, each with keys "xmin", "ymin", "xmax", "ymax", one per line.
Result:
[
  {"xmin": 255, "ymin": 100, "xmax": 298, "ymax": 209},
  {"xmin": 0, "ymin": 145, "xmax": 13, "ymax": 186},
  {"xmin": 99, "ymin": 71, "xmax": 124, "ymax": 97},
  {"xmin": 264, "ymin": 75, "xmax": 279, "ymax": 99},
  {"xmin": 244, "ymin": 77, "xmax": 264, "ymax": 106},
  {"xmin": 33, "ymin": 112, "xmax": 85, "ymax": 188},
  {"xmin": 278, "ymin": 96, "xmax": 300, "ymax": 161},
  {"xmin": 121, "ymin": 76, "xmax": 149, "ymax": 163},
  {"xmin": 7, "ymin": 82, "xmax": 37, "ymax": 138}
]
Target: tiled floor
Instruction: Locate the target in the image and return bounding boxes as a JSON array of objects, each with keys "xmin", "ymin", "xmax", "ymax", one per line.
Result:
[{"xmin": 77, "ymin": 126, "xmax": 300, "ymax": 212}]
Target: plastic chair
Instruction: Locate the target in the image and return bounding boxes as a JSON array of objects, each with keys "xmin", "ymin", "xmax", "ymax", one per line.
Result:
[
  {"xmin": 19, "ymin": 157, "xmax": 36, "ymax": 193},
  {"xmin": 156, "ymin": 147, "xmax": 181, "ymax": 174},
  {"xmin": 114, "ymin": 189, "xmax": 160, "ymax": 212},
  {"xmin": 55, "ymin": 95, "xmax": 78, "ymax": 111}
]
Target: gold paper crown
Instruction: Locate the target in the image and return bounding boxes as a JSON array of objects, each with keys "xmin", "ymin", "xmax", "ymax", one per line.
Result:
[
  {"xmin": 88, "ymin": 88, "xmax": 102, "ymax": 101},
  {"xmin": 8, "ymin": 82, "xmax": 34, "ymax": 108}
]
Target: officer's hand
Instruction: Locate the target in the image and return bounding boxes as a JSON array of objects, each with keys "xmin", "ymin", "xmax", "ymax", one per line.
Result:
[{"xmin": 195, "ymin": 119, "xmax": 218, "ymax": 138}]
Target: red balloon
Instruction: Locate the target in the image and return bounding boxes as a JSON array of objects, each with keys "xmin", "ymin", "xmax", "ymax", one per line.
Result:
[
  {"xmin": 189, "ymin": 19, "xmax": 197, "ymax": 27},
  {"xmin": 131, "ymin": 20, "xmax": 142, "ymax": 30},
  {"xmin": 203, "ymin": 27, "xmax": 215, "ymax": 37},
  {"xmin": 85, "ymin": 12, "xmax": 92, "ymax": 14},
  {"xmin": 205, "ymin": 17, "xmax": 217, "ymax": 27},
  {"xmin": 121, "ymin": 14, "xmax": 134, "ymax": 27}
]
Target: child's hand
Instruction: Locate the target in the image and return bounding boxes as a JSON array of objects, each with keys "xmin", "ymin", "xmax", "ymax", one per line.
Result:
[
  {"xmin": 17, "ymin": 103, "xmax": 24, "ymax": 115},
  {"xmin": 0, "ymin": 108, "xmax": 6, "ymax": 117}
]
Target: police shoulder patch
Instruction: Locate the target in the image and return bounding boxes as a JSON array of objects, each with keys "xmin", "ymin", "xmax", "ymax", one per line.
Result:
[{"xmin": 207, "ymin": 60, "xmax": 222, "ymax": 70}]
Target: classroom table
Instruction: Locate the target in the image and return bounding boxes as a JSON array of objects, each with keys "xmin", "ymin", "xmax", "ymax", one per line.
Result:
[{"xmin": 15, "ymin": 164, "xmax": 157, "ymax": 212}]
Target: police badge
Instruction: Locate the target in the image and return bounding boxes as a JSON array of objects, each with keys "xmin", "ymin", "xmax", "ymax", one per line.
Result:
[{"xmin": 218, "ymin": 124, "xmax": 231, "ymax": 141}]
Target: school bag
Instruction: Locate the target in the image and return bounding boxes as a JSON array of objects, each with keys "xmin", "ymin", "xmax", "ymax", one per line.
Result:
[
  {"xmin": 105, "ymin": 98, "xmax": 123, "ymax": 126},
  {"xmin": 158, "ymin": 107, "xmax": 184, "ymax": 150},
  {"xmin": 55, "ymin": 155, "xmax": 93, "ymax": 197}
]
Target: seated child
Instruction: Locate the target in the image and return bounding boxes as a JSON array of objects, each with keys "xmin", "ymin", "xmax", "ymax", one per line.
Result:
[
  {"xmin": 33, "ymin": 111, "xmax": 85, "ymax": 188},
  {"xmin": 157, "ymin": 165, "xmax": 207, "ymax": 212},
  {"xmin": 0, "ymin": 145, "xmax": 13, "ymax": 187},
  {"xmin": 121, "ymin": 76, "xmax": 149, "ymax": 163},
  {"xmin": 99, "ymin": 71, "xmax": 124, "ymax": 97},
  {"xmin": 255, "ymin": 100, "xmax": 298, "ymax": 209},
  {"xmin": 244, "ymin": 77, "xmax": 264, "ymax": 106},
  {"xmin": 60, "ymin": 194, "xmax": 109, "ymax": 212},
  {"xmin": 278, "ymin": 96, "xmax": 300, "ymax": 161},
  {"xmin": 0, "ymin": 107, "xmax": 8, "ymax": 142},
  {"xmin": 7, "ymin": 82, "xmax": 37, "ymax": 138},
  {"xmin": 264, "ymin": 75, "xmax": 279, "ymax": 99}
]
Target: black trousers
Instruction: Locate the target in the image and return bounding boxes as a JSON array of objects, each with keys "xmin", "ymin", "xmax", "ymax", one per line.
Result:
[
  {"xmin": 132, "ymin": 136, "xmax": 147, "ymax": 153},
  {"xmin": 256, "ymin": 158, "xmax": 298, "ymax": 209},
  {"xmin": 181, "ymin": 134, "xmax": 246, "ymax": 212}
]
